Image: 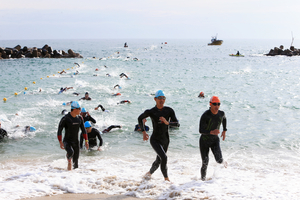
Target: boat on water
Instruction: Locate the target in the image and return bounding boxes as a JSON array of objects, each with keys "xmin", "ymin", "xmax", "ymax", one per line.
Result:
[
  {"xmin": 124, "ymin": 42, "xmax": 128, "ymax": 48},
  {"xmin": 208, "ymin": 34, "xmax": 223, "ymax": 45}
]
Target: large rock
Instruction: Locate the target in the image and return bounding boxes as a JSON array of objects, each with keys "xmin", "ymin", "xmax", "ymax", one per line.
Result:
[
  {"xmin": 68, "ymin": 49, "xmax": 74, "ymax": 56},
  {"xmin": 14, "ymin": 45, "xmax": 21, "ymax": 51}
]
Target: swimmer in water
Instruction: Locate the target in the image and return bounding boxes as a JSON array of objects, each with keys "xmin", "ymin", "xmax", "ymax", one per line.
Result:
[
  {"xmin": 134, "ymin": 119, "xmax": 149, "ymax": 132},
  {"xmin": 80, "ymin": 121, "xmax": 102, "ymax": 151},
  {"xmin": 60, "ymin": 70, "xmax": 66, "ymax": 74},
  {"xmin": 114, "ymin": 84, "xmax": 122, "ymax": 89},
  {"xmin": 102, "ymin": 125, "xmax": 121, "ymax": 133},
  {"xmin": 119, "ymin": 73, "xmax": 129, "ymax": 79},
  {"xmin": 80, "ymin": 92, "xmax": 91, "ymax": 100},
  {"xmin": 74, "ymin": 62, "xmax": 80, "ymax": 67},
  {"xmin": 106, "ymin": 74, "xmax": 111, "ymax": 77},
  {"xmin": 117, "ymin": 100, "xmax": 131, "ymax": 104},
  {"xmin": 138, "ymin": 90, "xmax": 180, "ymax": 182},
  {"xmin": 94, "ymin": 104, "xmax": 107, "ymax": 112},
  {"xmin": 112, "ymin": 93, "xmax": 121, "ymax": 96},
  {"xmin": 80, "ymin": 108, "xmax": 96, "ymax": 123},
  {"xmin": 199, "ymin": 96, "xmax": 227, "ymax": 181},
  {"xmin": 59, "ymin": 87, "xmax": 73, "ymax": 94},
  {"xmin": 57, "ymin": 101, "xmax": 89, "ymax": 170},
  {"xmin": 198, "ymin": 92, "xmax": 205, "ymax": 98},
  {"xmin": 61, "ymin": 109, "xmax": 68, "ymax": 115}
]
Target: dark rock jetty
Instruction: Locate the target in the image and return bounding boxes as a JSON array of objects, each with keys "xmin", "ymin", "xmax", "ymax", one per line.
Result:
[
  {"xmin": 0, "ymin": 44, "xmax": 83, "ymax": 59},
  {"xmin": 265, "ymin": 45, "xmax": 300, "ymax": 56}
]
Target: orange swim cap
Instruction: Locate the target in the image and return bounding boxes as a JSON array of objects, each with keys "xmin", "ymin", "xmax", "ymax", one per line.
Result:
[
  {"xmin": 210, "ymin": 96, "xmax": 220, "ymax": 103},
  {"xmin": 200, "ymin": 92, "xmax": 204, "ymax": 96},
  {"xmin": 117, "ymin": 93, "xmax": 121, "ymax": 96}
]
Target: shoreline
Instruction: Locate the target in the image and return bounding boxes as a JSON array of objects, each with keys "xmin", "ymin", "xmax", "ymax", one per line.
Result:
[{"xmin": 26, "ymin": 193, "xmax": 153, "ymax": 200}]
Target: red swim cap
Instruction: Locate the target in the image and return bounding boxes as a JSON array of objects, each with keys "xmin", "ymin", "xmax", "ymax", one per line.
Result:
[
  {"xmin": 200, "ymin": 92, "xmax": 204, "ymax": 96},
  {"xmin": 210, "ymin": 96, "xmax": 220, "ymax": 103}
]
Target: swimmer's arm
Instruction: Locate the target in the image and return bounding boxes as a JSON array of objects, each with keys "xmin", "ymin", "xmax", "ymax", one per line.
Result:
[
  {"xmin": 79, "ymin": 133, "xmax": 84, "ymax": 149},
  {"xmin": 138, "ymin": 111, "xmax": 150, "ymax": 132},
  {"xmin": 57, "ymin": 117, "xmax": 65, "ymax": 149},
  {"xmin": 80, "ymin": 117, "xmax": 89, "ymax": 149},
  {"xmin": 96, "ymin": 130, "xmax": 103, "ymax": 147}
]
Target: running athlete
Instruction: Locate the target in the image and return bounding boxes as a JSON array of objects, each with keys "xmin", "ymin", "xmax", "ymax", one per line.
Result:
[
  {"xmin": 199, "ymin": 96, "xmax": 227, "ymax": 181},
  {"xmin": 80, "ymin": 121, "xmax": 103, "ymax": 151},
  {"xmin": 57, "ymin": 101, "xmax": 89, "ymax": 170},
  {"xmin": 80, "ymin": 108, "xmax": 96, "ymax": 123},
  {"xmin": 138, "ymin": 90, "xmax": 179, "ymax": 182}
]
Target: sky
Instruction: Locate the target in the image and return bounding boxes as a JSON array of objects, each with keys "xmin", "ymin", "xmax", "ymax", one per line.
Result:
[{"xmin": 0, "ymin": 0, "xmax": 300, "ymax": 40}]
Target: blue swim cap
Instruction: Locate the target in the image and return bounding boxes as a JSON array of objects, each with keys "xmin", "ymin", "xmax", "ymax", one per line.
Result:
[
  {"xmin": 62, "ymin": 102, "xmax": 66, "ymax": 106},
  {"xmin": 30, "ymin": 126, "xmax": 36, "ymax": 132},
  {"xmin": 84, "ymin": 121, "xmax": 91, "ymax": 128},
  {"xmin": 155, "ymin": 90, "xmax": 165, "ymax": 98},
  {"xmin": 81, "ymin": 107, "xmax": 87, "ymax": 113},
  {"xmin": 71, "ymin": 101, "xmax": 81, "ymax": 109}
]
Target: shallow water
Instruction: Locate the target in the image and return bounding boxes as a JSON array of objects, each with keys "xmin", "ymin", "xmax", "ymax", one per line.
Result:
[{"xmin": 0, "ymin": 39, "xmax": 300, "ymax": 199}]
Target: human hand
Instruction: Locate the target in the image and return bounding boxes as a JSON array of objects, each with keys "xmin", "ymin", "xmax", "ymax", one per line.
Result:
[
  {"xmin": 59, "ymin": 141, "xmax": 65, "ymax": 149},
  {"xmin": 159, "ymin": 117, "xmax": 169, "ymax": 125},
  {"xmin": 85, "ymin": 142, "xmax": 89, "ymax": 149},
  {"xmin": 143, "ymin": 131, "xmax": 149, "ymax": 141},
  {"xmin": 221, "ymin": 131, "xmax": 226, "ymax": 141}
]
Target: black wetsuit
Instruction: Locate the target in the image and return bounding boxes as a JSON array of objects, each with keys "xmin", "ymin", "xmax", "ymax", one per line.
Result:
[
  {"xmin": 199, "ymin": 109, "xmax": 227, "ymax": 180},
  {"xmin": 83, "ymin": 115, "xmax": 96, "ymax": 123},
  {"xmin": 138, "ymin": 106, "xmax": 179, "ymax": 178},
  {"xmin": 57, "ymin": 112, "xmax": 87, "ymax": 169},
  {"xmin": 80, "ymin": 128, "xmax": 102, "ymax": 149},
  {"xmin": 96, "ymin": 104, "xmax": 106, "ymax": 112},
  {"xmin": 102, "ymin": 125, "xmax": 121, "ymax": 133},
  {"xmin": 0, "ymin": 128, "xmax": 8, "ymax": 140},
  {"xmin": 80, "ymin": 97, "xmax": 91, "ymax": 100}
]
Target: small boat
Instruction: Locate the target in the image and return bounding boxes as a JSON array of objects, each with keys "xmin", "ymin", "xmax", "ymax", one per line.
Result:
[
  {"xmin": 208, "ymin": 34, "xmax": 223, "ymax": 45},
  {"xmin": 124, "ymin": 42, "xmax": 128, "ymax": 48},
  {"xmin": 229, "ymin": 54, "xmax": 244, "ymax": 57}
]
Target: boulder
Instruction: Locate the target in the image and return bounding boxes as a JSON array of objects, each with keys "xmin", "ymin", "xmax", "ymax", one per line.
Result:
[
  {"xmin": 14, "ymin": 45, "xmax": 21, "ymax": 51},
  {"xmin": 32, "ymin": 49, "xmax": 38, "ymax": 57},
  {"xmin": 25, "ymin": 52, "xmax": 32, "ymax": 58},
  {"xmin": 47, "ymin": 46, "xmax": 53, "ymax": 54},
  {"xmin": 68, "ymin": 49, "xmax": 74, "ymax": 56},
  {"xmin": 280, "ymin": 45, "xmax": 284, "ymax": 50},
  {"xmin": 22, "ymin": 46, "xmax": 28, "ymax": 52}
]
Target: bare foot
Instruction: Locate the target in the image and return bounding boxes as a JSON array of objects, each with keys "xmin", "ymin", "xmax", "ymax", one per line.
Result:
[
  {"xmin": 164, "ymin": 177, "xmax": 170, "ymax": 182},
  {"xmin": 67, "ymin": 160, "xmax": 72, "ymax": 171},
  {"xmin": 143, "ymin": 172, "xmax": 151, "ymax": 180}
]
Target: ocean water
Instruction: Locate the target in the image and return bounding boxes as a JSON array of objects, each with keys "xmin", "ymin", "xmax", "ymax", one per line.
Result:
[{"xmin": 0, "ymin": 39, "xmax": 300, "ymax": 200}]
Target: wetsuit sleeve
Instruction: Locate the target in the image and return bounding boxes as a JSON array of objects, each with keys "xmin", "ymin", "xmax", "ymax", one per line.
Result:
[
  {"xmin": 138, "ymin": 110, "xmax": 150, "ymax": 132},
  {"xmin": 169, "ymin": 108, "xmax": 180, "ymax": 127},
  {"xmin": 95, "ymin": 129, "xmax": 103, "ymax": 146},
  {"xmin": 222, "ymin": 113, "xmax": 227, "ymax": 131},
  {"xmin": 80, "ymin": 133, "xmax": 84, "ymax": 148},
  {"xmin": 57, "ymin": 117, "xmax": 66, "ymax": 141},
  {"xmin": 80, "ymin": 116, "xmax": 88, "ymax": 140},
  {"xmin": 199, "ymin": 113, "xmax": 211, "ymax": 135},
  {"xmin": 88, "ymin": 116, "xmax": 96, "ymax": 123}
]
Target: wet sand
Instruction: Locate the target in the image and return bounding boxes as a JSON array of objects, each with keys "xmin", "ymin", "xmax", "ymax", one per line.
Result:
[{"xmin": 27, "ymin": 193, "xmax": 153, "ymax": 200}]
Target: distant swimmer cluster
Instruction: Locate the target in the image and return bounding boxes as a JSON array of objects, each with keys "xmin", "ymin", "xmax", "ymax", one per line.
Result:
[{"xmin": 2, "ymin": 62, "xmax": 82, "ymax": 102}]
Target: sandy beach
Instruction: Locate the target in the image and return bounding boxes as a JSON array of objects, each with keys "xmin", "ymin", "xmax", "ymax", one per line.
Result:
[{"xmin": 27, "ymin": 193, "xmax": 153, "ymax": 200}]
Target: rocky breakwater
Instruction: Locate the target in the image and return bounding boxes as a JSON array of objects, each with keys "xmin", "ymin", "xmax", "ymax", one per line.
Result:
[
  {"xmin": 265, "ymin": 45, "xmax": 300, "ymax": 56},
  {"xmin": 0, "ymin": 44, "xmax": 83, "ymax": 59}
]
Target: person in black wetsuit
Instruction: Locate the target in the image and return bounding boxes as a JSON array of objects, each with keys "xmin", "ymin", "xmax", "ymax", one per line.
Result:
[
  {"xmin": 80, "ymin": 108, "xmax": 96, "ymax": 123},
  {"xmin": 80, "ymin": 92, "xmax": 91, "ymax": 100},
  {"xmin": 138, "ymin": 90, "xmax": 179, "ymax": 182},
  {"xmin": 80, "ymin": 121, "xmax": 103, "ymax": 151},
  {"xmin": 199, "ymin": 96, "xmax": 227, "ymax": 181},
  {"xmin": 94, "ymin": 104, "xmax": 107, "ymax": 112},
  {"xmin": 57, "ymin": 101, "xmax": 89, "ymax": 170},
  {"xmin": 0, "ymin": 122, "xmax": 8, "ymax": 140}
]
